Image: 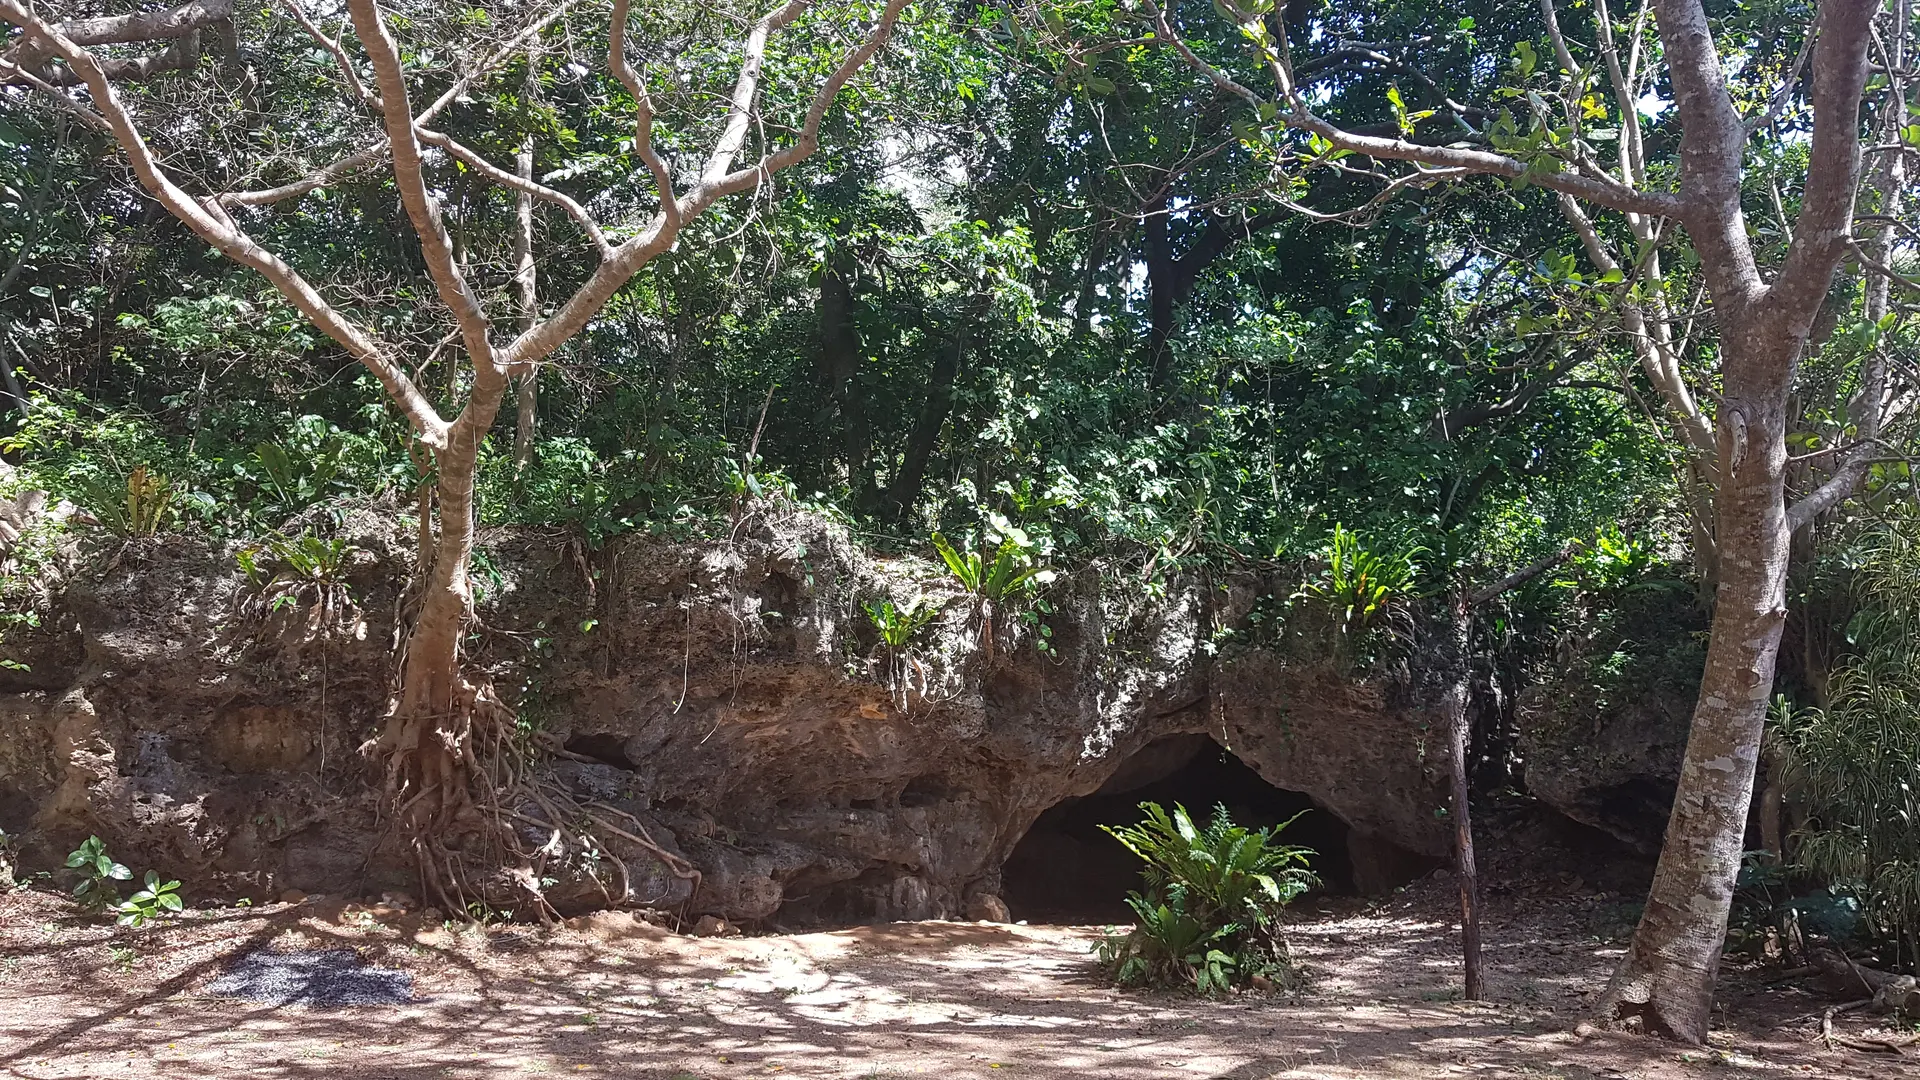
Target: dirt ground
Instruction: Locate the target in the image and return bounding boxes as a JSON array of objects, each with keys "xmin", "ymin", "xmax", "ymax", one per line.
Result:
[{"xmin": 1, "ymin": 876, "xmax": 1914, "ymax": 1080}]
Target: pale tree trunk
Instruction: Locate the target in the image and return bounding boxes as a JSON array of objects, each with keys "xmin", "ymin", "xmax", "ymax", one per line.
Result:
[
  {"xmin": 1594, "ymin": 334, "xmax": 1793, "ymax": 1039},
  {"xmin": 512, "ymin": 59, "xmax": 538, "ymax": 474},
  {"xmin": 1591, "ymin": 0, "xmax": 1875, "ymax": 1039}
]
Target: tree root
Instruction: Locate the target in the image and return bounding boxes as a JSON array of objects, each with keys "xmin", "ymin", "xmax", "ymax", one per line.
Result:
[
  {"xmin": 369, "ymin": 663, "xmax": 703, "ymax": 925},
  {"xmin": 1819, "ymin": 1003, "xmax": 1916, "ymax": 1055}
]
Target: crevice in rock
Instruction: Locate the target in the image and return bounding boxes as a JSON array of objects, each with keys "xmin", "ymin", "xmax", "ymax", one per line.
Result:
[
  {"xmin": 564, "ymin": 732, "xmax": 635, "ymax": 770},
  {"xmin": 1001, "ymin": 736, "xmax": 1356, "ymax": 924}
]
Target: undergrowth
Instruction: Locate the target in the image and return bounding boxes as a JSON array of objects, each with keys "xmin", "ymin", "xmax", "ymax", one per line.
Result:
[{"xmin": 1094, "ymin": 801, "xmax": 1317, "ymax": 995}]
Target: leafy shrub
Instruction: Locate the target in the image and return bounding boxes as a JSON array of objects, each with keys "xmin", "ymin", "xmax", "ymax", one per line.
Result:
[
  {"xmin": 236, "ymin": 532, "xmax": 364, "ymax": 641},
  {"xmin": 933, "ymin": 516, "xmax": 1056, "ymax": 658},
  {"xmin": 116, "ymin": 871, "xmax": 185, "ymax": 928},
  {"xmin": 1294, "ymin": 523, "xmax": 1419, "ymax": 644},
  {"xmin": 932, "ymin": 525, "xmax": 1053, "ymax": 602},
  {"xmin": 1774, "ymin": 508, "xmax": 1920, "ymax": 969},
  {"xmin": 65, "ymin": 836, "xmax": 131, "ymax": 907},
  {"xmin": 1094, "ymin": 801, "xmax": 1317, "ymax": 994},
  {"xmin": 73, "ymin": 465, "xmax": 176, "ymax": 537},
  {"xmin": 865, "ymin": 597, "xmax": 938, "ymax": 648}
]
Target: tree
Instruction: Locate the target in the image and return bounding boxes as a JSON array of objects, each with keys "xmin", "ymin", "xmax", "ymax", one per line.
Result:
[
  {"xmin": 0, "ymin": 0, "xmax": 910, "ymax": 911},
  {"xmin": 1053, "ymin": 0, "xmax": 1903, "ymax": 1041}
]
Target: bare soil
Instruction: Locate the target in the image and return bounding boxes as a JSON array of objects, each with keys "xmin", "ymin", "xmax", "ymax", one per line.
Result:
[{"xmin": 1, "ymin": 877, "xmax": 1913, "ymax": 1080}]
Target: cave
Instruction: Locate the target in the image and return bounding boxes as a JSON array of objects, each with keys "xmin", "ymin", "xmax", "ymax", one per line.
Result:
[{"xmin": 1001, "ymin": 734, "xmax": 1357, "ymax": 924}]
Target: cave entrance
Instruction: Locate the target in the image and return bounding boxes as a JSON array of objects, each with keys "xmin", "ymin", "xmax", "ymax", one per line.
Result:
[{"xmin": 1001, "ymin": 734, "xmax": 1355, "ymax": 924}]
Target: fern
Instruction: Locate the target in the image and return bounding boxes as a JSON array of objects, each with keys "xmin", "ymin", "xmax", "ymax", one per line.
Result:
[{"xmin": 1095, "ymin": 801, "xmax": 1316, "ymax": 994}]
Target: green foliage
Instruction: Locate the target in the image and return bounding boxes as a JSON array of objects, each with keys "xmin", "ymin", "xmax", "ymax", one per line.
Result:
[
  {"xmin": 64, "ymin": 836, "xmax": 131, "ymax": 907},
  {"xmin": 931, "ymin": 523, "xmax": 1055, "ymax": 603},
  {"xmin": 236, "ymin": 532, "xmax": 362, "ymax": 637},
  {"xmin": 1775, "ymin": 508, "xmax": 1920, "ymax": 968},
  {"xmin": 865, "ymin": 597, "xmax": 939, "ymax": 648},
  {"xmin": 116, "ymin": 871, "xmax": 185, "ymax": 928},
  {"xmin": 74, "ymin": 465, "xmax": 176, "ymax": 538},
  {"xmin": 1095, "ymin": 801, "xmax": 1316, "ymax": 993},
  {"xmin": 1294, "ymin": 524, "xmax": 1419, "ymax": 641}
]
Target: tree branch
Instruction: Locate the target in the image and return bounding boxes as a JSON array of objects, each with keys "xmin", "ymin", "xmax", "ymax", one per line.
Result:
[
  {"xmin": 1139, "ymin": 0, "xmax": 1687, "ymax": 218},
  {"xmin": 502, "ymin": 0, "xmax": 911, "ymax": 370},
  {"xmin": 701, "ymin": 0, "xmax": 812, "ymax": 187},
  {"xmin": 1766, "ymin": 0, "xmax": 1877, "ymax": 332},
  {"xmin": 0, "ymin": 0, "xmax": 448, "ymax": 445},
  {"xmin": 345, "ymin": 0, "xmax": 495, "ymax": 373},
  {"xmin": 415, "ymin": 127, "xmax": 610, "ymax": 257},
  {"xmin": 1470, "ymin": 540, "xmax": 1582, "ymax": 605},
  {"xmin": 1, "ymin": 0, "xmax": 232, "ymax": 85},
  {"xmin": 610, "ymin": 0, "xmax": 678, "ymax": 228}
]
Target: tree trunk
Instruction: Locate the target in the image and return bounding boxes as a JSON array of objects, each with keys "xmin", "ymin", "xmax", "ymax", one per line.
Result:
[
  {"xmin": 887, "ymin": 299, "xmax": 976, "ymax": 522},
  {"xmin": 366, "ymin": 373, "xmax": 512, "ymax": 910},
  {"xmin": 1142, "ymin": 196, "xmax": 1176, "ymax": 389},
  {"xmin": 1442, "ymin": 593, "xmax": 1484, "ymax": 1000},
  {"xmin": 817, "ymin": 245, "xmax": 871, "ymax": 503},
  {"xmin": 1595, "ymin": 346, "xmax": 1792, "ymax": 1041},
  {"xmin": 511, "ymin": 128, "xmax": 537, "ymax": 474}
]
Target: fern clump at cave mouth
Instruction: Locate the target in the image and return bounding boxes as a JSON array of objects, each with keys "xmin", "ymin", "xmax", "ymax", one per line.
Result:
[{"xmin": 1095, "ymin": 801, "xmax": 1318, "ymax": 995}]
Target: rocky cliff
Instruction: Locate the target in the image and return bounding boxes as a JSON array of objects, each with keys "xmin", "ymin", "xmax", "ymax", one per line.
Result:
[{"xmin": 1, "ymin": 507, "xmax": 1471, "ymax": 923}]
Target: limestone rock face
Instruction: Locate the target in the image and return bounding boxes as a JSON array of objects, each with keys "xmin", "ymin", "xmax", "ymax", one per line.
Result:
[
  {"xmin": 1515, "ymin": 582, "xmax": 1706, "ymax": 852},
  {"xmin": 0, "ymin": 510, "xmax": 1457, "ymax": 921}
]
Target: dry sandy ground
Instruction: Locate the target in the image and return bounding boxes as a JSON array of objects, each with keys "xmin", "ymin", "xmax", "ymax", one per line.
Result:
[{"xmin": 0, "ymin": 880, "xmax": 1914, "ymax": 1080}]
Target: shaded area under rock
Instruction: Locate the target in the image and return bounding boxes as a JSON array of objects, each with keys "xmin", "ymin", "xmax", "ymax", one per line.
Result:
[{"xmin": 1003, "ymin": 736, "xmax": 1373, "ymax": 923}]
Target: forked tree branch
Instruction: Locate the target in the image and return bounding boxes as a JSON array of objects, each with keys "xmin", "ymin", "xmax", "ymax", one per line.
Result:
[
  {"xmin": 610, "ymin": 0, "xmax": 678, "ymax": 227},
  {"xmin": 345, "ymin": 0, "xmax": 495, "ymax": 373},
  {"xmin": 703, "ymin": 0, "xmax": 812, "ymax": 186},
  {"xmin": 224, "ymin": 1, "xmax": 568, "ymax": 211},
  {"xmin": 503, "ymin": 0, "xmax": 911, "ymax": 370}
]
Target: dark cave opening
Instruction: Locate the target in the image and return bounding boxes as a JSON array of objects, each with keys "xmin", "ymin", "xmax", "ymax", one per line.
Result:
[
  {"xmin": 564, "ymin": 732, "xmax": 636, "ymax": 769},
  {"xmin": 1001, "ymin": 735, "xmax": 1356, "ymax": 925}
]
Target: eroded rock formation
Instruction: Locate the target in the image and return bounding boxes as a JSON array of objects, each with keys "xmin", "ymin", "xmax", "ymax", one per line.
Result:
[{"xmin": 1, "ymin": 509, "xmax": 1458, "ymax": 922}]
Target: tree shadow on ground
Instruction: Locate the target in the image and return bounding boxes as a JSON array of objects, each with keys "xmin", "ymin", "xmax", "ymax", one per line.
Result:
[{"xmin": 0, "ymin": 889, "xmax": 1897, "ymax": 1080}]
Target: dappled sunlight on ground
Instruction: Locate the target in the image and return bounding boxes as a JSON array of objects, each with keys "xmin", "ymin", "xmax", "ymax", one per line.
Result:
[{"xmin": 0, "ymin": 882, "xmax": 1908, "ymax": 1079}]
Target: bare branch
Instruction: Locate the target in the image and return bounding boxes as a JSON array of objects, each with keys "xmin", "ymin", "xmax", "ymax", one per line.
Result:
[
  {"xmin": 345, "ymin": 0, "xmax": 494, "ymax": 371},
  {"xmin": 1540, "ymin": 0, "xmax": 1580, "ymax": 77},
  {"xmin": 1745, "ymin": 14, "xmax": 1817, "ymax": 134},
  {"xmin": 610, "ymin": 0, "xmax": 678, "ymax": 227},
  {"xmin": 699, "ymin": 0, "xmax": 913, "ymax": 199},
  {"xmin": 504, "ymin": 0, "xmax": 911, "ymax": 370},
  {"xmin": 2, "ymin": 0, "xmax": 233, "ymax": 85},
  {"xmin": 415, "ymin": 127, "xmax": 610, "ymax": 257},
  {"xmin": 416, "ymin": 2, "xmax": 574, "ymax": 127},
  {"xmin": 275, "ymin": 0, "xmax": 375, "ymax": 106},
  {"xmin": 702, "ymin": 0, "xmax": 813, "ymax": 187},
  {"xmin": 0, "ymin": 0, "xmax": 448, "ymax": 445},
  {"xmin": 1470, "ymin": 540, "xmax": 1582, "ymax": 605},
  {"xmin": 1556, "ymin": 193, "xmax": 1715, "ymax": 454},
  {"xmin": 218, "ymin": 144, "xmax": 387, "ymax": 207},
  {"xmin": 226, "ymin": 2, "xmax": 568, "ymax": 213},
  {"xmin": 0, "ymin": 56, "xmax": 112, "ymax": 130}
]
